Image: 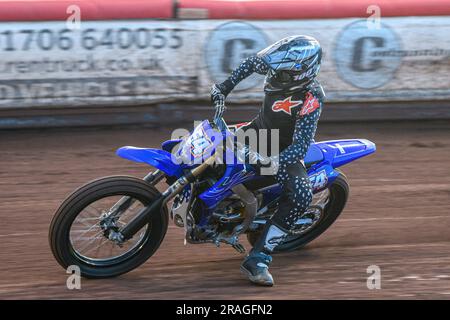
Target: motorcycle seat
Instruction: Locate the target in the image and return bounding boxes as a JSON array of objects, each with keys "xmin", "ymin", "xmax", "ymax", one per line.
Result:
[{"xmin": 243, "ymin": 144, "xmax": 324, "ymax": 191}]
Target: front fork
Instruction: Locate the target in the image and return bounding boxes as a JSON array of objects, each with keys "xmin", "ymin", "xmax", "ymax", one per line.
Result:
[
  {"xmin": 105, "ymin": 170, "xmax": 166, "ymax": 222},
  {"xmin": 117, "ymin": 154, "xmax": 218, "ymax": 241}
]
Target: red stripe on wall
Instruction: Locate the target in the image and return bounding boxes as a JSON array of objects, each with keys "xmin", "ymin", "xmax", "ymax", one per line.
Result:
[
  {"xmin": 0, "ymin": 0, "xmax": 449, "ymax": 21},
  {"xmin": 0, "ymin": 0, "xmax": 173, "ymax": 21},
  {"xmin": 178, "ymin": 0, "xmax": 450, "ymax": 19}
]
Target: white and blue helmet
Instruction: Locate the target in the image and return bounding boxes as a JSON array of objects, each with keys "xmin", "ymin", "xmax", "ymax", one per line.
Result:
[{"xmin": 258, "ymin": 35, "xmax": 322, "ymax": 92}]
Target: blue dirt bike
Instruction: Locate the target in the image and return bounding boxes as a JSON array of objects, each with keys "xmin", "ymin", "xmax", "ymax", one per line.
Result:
[{"xmin": 49, "ymin": 109, "xmax": 375, "ymax": 278}]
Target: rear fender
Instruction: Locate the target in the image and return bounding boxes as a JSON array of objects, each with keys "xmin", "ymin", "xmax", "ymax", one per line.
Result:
[
  {"xmin": 305, "ymin": 139, "xmax": 376, "ymax": 192},
  {"xmin": 316, "ymin": 139, "xmax": 376, "ymax": 168}
]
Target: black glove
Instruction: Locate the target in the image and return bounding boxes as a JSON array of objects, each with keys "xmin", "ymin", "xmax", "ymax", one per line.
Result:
[{"xmin": 210, "ymin": 84, "xmax": 225, "ymax": 107}]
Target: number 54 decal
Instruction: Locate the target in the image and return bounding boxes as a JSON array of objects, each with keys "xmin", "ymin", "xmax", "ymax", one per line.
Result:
[{"xmin": 309, "ymin": 170, "xmax": 328, "ymax": 191}]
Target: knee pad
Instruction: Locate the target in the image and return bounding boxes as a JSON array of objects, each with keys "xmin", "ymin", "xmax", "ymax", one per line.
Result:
[{"xmin": 291, "ymin": 177, "xmax": 313, "ymax": 211}]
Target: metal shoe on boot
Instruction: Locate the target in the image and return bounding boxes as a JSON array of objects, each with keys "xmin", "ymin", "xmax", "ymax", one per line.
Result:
[
  {"xmin": 241, "ymin": 252, "xmax": 274, "ymax": 286},
  {"xmin": 241, "ymin": 222, "xmax": 288, "ymax": 286}
]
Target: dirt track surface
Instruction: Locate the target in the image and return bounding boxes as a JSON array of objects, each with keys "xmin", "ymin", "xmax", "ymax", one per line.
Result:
[{"xmin": 1, "ymin": 120, "xmax": 450, "ymax": 299}]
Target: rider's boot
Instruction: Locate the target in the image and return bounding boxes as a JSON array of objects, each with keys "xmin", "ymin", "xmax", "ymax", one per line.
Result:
[{"xmin": 241, "ymin": 221, "xmax": 288, "ymax": 286}]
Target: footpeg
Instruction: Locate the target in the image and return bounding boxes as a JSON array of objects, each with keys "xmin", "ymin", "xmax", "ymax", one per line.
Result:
[{"xmin": 232, "ymin": 243, "xmax": 246, "ymax": 254}]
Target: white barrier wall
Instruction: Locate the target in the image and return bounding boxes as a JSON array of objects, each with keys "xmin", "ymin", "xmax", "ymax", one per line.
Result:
[{"xmin": 0, "ymin": 17, "xmax": 449, "ymax": 108}]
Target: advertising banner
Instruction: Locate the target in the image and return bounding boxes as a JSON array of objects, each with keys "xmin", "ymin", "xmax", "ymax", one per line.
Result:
[
  {"xmin": 198, "ymin": 18, "xmax": 450, "ymax": 103},
  {"xmin": 0, "ymin": 17, "xmax": 448, "ymax": 108}
]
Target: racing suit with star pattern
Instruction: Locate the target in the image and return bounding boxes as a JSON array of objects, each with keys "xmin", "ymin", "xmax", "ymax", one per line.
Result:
[{"xmin": 214, "ymin": 55, "xmax": 324, "ymax": 235}]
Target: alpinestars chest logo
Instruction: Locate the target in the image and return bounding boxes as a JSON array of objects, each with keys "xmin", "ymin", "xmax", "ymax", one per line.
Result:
[{"xmin": 271, "ymin": 97, "xmax": 302, "ymax": 115}]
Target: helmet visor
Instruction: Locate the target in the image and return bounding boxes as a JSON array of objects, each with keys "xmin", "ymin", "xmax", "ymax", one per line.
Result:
[{"xmin": 270, "ymin": 69, "xmax": 300, "ymax": 84}]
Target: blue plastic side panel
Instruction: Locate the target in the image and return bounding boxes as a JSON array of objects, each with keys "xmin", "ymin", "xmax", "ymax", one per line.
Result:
[
  {"xmin": 199, "ymin": 164, "xmax": 256, "ymax": 209},
  {"xmin": 304, "ymin": 144, "xmax": 324, "ymax": 165},
  {"xmin": 116, "ymin": 146, "xmax": 183, "ymax": 177}
]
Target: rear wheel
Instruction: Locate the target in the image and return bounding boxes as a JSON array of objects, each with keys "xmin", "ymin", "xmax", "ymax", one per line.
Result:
[
  {"xmin": 247, "ymin": 170, "xmax": 349, "ymax": 252},
  {"xmin": 49, "ymin": 176, "xmax": 168, "ymax": 278}
]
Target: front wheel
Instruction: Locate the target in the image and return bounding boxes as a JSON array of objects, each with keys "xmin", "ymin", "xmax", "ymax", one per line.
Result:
[
  {"xmin": 49, "ymin": 176, "xmax": 168, "ymax": 278},
  {"xmin": 247, "ymin": 170, "xmax": 349, "ymax": 252}
]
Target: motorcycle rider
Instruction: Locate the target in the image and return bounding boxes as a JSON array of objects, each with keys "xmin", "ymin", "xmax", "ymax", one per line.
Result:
[{"xmin": 210, "ymin": 35, "xmax": 325, "ymax": 286}]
